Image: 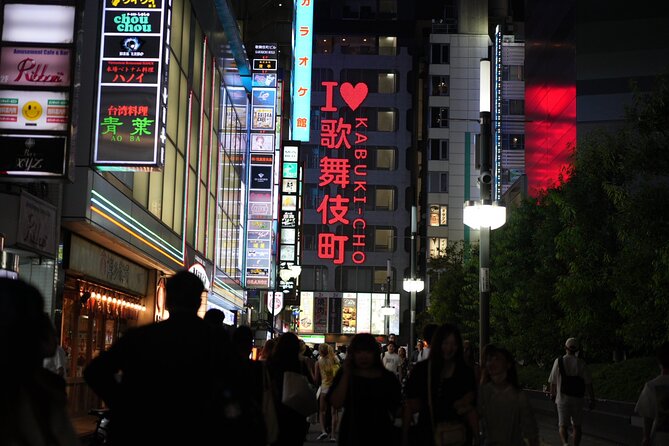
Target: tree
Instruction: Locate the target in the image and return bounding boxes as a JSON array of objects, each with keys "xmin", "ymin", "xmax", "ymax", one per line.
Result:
[{"xmin": 426, "ymin": 241, "xmax": 479, "ymax": 344}]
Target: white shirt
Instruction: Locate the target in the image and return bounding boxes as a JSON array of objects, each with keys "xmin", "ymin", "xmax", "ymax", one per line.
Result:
[
  {"xmin": 418, "ymin": 347, "xmax": 430, "ymax": 362},
  {"xmin": 43, "ymin": 345, "xmax": 68, "ymax": 378},
  {"xmin": 548, "ymin": 353, "xmax": 591, "ymax": 405},
  {"xmin": 635, "ymin": 374, "xmax": 669, "ymax": 446},
  {"xmin": 382, "ymin": 351, "xmax": 401, "ymax": 375}
]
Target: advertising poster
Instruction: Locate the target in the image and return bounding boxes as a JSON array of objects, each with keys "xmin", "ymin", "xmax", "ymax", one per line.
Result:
[
  {"xmin": 281, "ymin": 195, "xmax": 297, "ymax": 211},
  {"xmin": 279, "ymin": 245, "xmax": 295, "ymax": 261},
  {"xmin": 356, "ymin": 293, "xmax": 372, "ymax": 333},
  {"xmin": 0, "ymin": 90, "xmax": 68, "ymax": 131},
  {"xmin": 251, "ymin": 106, "xmax": 274, "ymax": 130},
  {"xmin": 101, "ymin": 60, "xmax": 159, "ymax": 84},
  {"xmin": 0, "ymin": 47, "xmax": 71, "ymax": 87},
  {"xmin": 342, "ymin": 294, "xmax": 357, "ymax": 334},
  {"xmin": 298, "ymin": 292, "xmax": 314, "ymax": 333},
  {"xmin": 328, "ymin": 297, "xmax": 342, "ymax": 334},
  {"xmin": 250, "ymin": 133, "xmax": 273, "ymax": 152},
  {"xmin": 94, "ymin": 86, "xmax": 158, "ymax": 163},
  {"xmin": 313, "ymin": 296, "xmax": 328, "ymax": 333},
  {"xmin": 282, "ymin": 161, "xmax": 298, "ymax": 178},
  {"xmin": 0, "ymin": 134, "xmax": 66, "ymax": 176},
  {"xmin": 252, "ymin": 88, "xmax": 276, "ymax": 107},
  {"xmin": 282, "ymin": 178, "xmax": 297, "ymax": 194},
  {"xmin": 371, "ymin": 293, "xmax": 400, "ymax": 335},
  {"xmin": 252, "ymin": 72, "xmax": 277, "ymax": 87},
  {"xmin": 250, "ymin": 165, "xmax": 273, "ymax": 190},
  {"xmin": 280, "ymin": 228, "xmax": 296, "ymax": 244}
]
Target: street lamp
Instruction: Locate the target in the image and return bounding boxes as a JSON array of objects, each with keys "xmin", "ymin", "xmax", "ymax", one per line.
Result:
[
  {"xmin": 402, "ymin": 205, "xmax": 424, "ymax": 353},
  {"xmin": 381, "ymin": 259, "xmax": 394, "ymax": 335},
  {"xmin": 463, "ymin": 59, "xmax": 506, "ymax": 364}
]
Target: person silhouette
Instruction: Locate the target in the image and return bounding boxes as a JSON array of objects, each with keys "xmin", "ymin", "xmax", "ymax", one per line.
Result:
[
  {"xmin": 0, "ymin": 278, "xmax": 78, "ymax": 446},
  {"xmin": 84, "ymin": 270, "xmax": 233, "ymax": 445}
]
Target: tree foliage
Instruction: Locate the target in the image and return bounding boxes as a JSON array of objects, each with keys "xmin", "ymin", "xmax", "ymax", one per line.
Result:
[{"xmin": 426, "ymin": 74, "xmax": 669, "ymax": 364}]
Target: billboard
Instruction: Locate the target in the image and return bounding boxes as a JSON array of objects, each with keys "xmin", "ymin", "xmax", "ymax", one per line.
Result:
[
  {"xmin": 290, "ymin": 0, "xmax": 314, "ymax": 141},
  {"xmin": 93, "ymin": 0, "xmax": 171, "ymax": 169}
]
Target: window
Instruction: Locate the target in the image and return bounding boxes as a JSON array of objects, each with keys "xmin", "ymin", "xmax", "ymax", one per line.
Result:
[
  {"xmin": 377, "ymin": 110, "xmax": 396, "ymax": 131},
  {"xmin": 502, "ymin": 65, "xmax": 524, "ymax": 81},
  {"xmin": 305, "ymin": 145, "xmax": 325, "ymax": 169},
  {"xmin": 378, "ymin": 0, "xmax": 397, "ymax": 18},
  {"xmin": 431, "ymin": 44, "xmax": 449, "ymax": 64},
  {"xmin": 373, "ymin": 267, "xmax": 393, "ymax": 292},
  {"xmin": 312, "ymin": 68, "xmax": 335, "ymax": 91},
  {"xmin": 502, "ymin": 99, "xmax": 525, "ymax": 115},
  {"xmin": 302, "ymin": 224, "xmax": 328, "ymax": 250},
  {"xmin": 373, "ymin": 187, "xmax": 396, "ymax": 210},
  {"xmin": 379, "ymin": 36, "xmax": 396, "ymax": 56},
  {"xmin": 429, "ymin": 172, "xmax": 449, "ymax": 193},
  {"xmin": 374, "ymin": 227, "xmax": 395, "ymax": 252},
  {"xmin": 429, "ymin": 238, "xmax": 448, "ymax": 258},
  {"xmin": 374, "ymin": 148, "xmax": 396, "ymax": 170},
  {"xmin": 378, "ymin": 72, "xmax": 396, "ymax": 94},
  {"xmin": 429, "ymin": 140, "xmax": 449, "ymax": 160},
  {"xmin": 503, "ymin": 134, "xmax": 525, "ymax": 151},
  {"xmin": 429, "ymin": 205, "xmax": 448, "ymax": 226},
  {"xmin": 337, "ymin": 266, "xmax": 373, "ymax": 292},
  {"xmin": 431, "ymin": 107, "xmax": 449, "ymax": 128},
  {"xmin": 431, "ymin": 76, "xmax": 449, "ymax": 96},
  {"xmin": 300, "ymin": 266, "xmax": 328, "ymax": 291},
  {"xmin": 304, "ymin": 186, "xmax": 325, "ymax": 209}
]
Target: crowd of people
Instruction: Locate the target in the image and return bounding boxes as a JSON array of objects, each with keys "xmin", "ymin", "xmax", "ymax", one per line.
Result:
[{"xmin": 3, "ymin": 272, "xmax": 669, "ymax": 446}]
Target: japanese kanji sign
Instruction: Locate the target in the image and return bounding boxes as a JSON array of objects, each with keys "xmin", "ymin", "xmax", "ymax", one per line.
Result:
[
  {"xmin": 316, "ymin": 81, "xmax": 370, "ymax": 266},
  {"xmin": 93, "ymin": 0, "xmax": 170, "ymax": 169},
  {"xmin": 290, "ymin": 0, "xmax": 314, "ymax": 141}
]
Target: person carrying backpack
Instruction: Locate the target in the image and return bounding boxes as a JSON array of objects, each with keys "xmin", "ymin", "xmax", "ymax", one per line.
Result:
[{"xmin": 548, "ymin": 338, "xmax": 595, "ymax": 446}]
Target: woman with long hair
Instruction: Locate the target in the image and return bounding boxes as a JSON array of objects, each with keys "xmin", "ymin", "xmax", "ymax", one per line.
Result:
[
  {"xmin": 267, "ymin": 332, "xmax": 313, "ymax": 446},
  {"xmin": 478, "ymin": 346, "xmax": 539, "ymax": 446},
  {"xmin": 328, "ymin": 333, "xmax": 401, "ymax": 445},
  {"xmin": 314, "ymin": 344, "xmax": 340, "ymax": 441},
  {"xmin": 402, "ymin": 323, "xmax": 478, "ymax": 446}
]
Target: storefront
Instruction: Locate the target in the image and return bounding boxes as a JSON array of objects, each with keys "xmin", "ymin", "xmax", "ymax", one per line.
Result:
[{"xmin": 61, "ymin": 233, "xmax": 152, "ymax": 415}]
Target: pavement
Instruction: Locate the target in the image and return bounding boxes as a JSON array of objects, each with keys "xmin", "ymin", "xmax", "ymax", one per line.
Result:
[{"xmin": 73, "ymin": 398, "xmax": 635, "ymax": 446}]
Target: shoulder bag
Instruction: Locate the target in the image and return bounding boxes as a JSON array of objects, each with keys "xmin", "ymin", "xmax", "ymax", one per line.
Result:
[{"xmin": 282, "ymin": 370, "xmax": 317, "ymax": 417}]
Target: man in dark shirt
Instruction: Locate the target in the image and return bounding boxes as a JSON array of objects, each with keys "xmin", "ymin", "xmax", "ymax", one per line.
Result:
[{"xmin": 84, "ymin": 271, "xmax": 230, "ymax": 445}]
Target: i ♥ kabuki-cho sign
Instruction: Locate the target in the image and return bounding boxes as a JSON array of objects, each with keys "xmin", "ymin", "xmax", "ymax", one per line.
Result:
[{"xmin": 316, "ymin": 81, "xmax": 369, "ymax": 265}]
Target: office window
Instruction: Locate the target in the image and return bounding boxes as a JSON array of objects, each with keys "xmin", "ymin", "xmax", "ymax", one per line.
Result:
[
  {"xmin": 431, "ymin": 107, "xmax": 449, "ymax": 128},
  {"xmin": 374, "ymin": 187, "xmax": 396, "ymax": 210},
  {"xmin": 377, "ymin": 110, "xmax": 396, "ymax": 131},
  {"xmin": 374, "ymin": 147, "xmax": 396, "ymax": 170},
  {"xmin": 378, "ymin": 72, "xmax": 396, "ymax": 93},
  {"xmin": 429, "ymin": 237, "xmax": 448, "ymax": 258},
  {"xmin": 374, "ymin": 227, "xmax": 395, "ymax": 252},
  {"xmin": 337, "ymin": 266, "xmax": 373, "ymax": 292},
  {"xmin": 373, "ymin": 267, "xmax": 393, "ymax": 292},
  {"xmin": 313, "ymin": 68, "xmax": 334, "ymax": 91},
  {"xmin": 379, "ymin": 36, "xmax": 396, "ymax": 56},
  {"xmin": 378, "ymin": 0, "xmax": 397, "ymax": 18},
  {"xmin": 431, "ymin": 44, "xmax": 449, "ymax": 64},
  {"xmin": 502, "ymin": 99, "xmax": 525, "ymax": 115},
  {"xmin": 428, "ymin": 172, "xmax": 448, "ymax": 193},
  {"xmin": 502, "ymin": 65, "xmax": 524, "ymax": 81},
  {"xmin": 503, "ymin": 134, "xmax": 525, "ymax": 151},
  {"xmin": 431, "ymin": 75, "xmax": 449, "ymax": 96},
  {"xmin": 430, "ymin": 140, "xmax": 449, "ymax": 160},
  {"xmin": 429, "ymin": 205, "xmax": 448, "ymax": 226}
]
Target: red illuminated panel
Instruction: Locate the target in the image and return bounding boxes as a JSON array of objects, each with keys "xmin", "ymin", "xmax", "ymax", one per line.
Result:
[
  {"xmin": 316, "ymin": 81, "xmax": 369, "ymax": 265},
  {"xmin": 525, "ymin": 84, "xmax": 576, "ymax": 196}
]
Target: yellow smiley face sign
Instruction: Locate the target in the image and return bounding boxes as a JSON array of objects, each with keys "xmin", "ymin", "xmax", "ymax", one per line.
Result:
[{"xmin": 22, "ymin": 101, "xmax": 43, "ymax": 121}]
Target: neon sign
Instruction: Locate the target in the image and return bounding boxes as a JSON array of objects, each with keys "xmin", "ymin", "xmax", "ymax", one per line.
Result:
[{"xmin": 316, "ymin": 81, "xmax": 369, "ymax": 265}]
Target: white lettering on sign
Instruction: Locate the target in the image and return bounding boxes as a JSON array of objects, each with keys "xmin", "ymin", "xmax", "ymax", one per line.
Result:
[{"xmin": 188, "ymin": 263, "xmax": 211, "ymax": 290}]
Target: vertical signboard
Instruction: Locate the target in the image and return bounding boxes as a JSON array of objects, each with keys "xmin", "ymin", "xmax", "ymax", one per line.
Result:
[
  {"xmin": 316, "ymin": 81, "xmax": 370, "ymax": 266},
  {"xmin": 313, "ymin": 293, "xmax": 328, "ymax": 333},
  {"xmin": 290, "ymin": 0, "xmax": 314, "ymax": 141},
  {"xmin": 245, "ymin": 153, "xmax": 274, "ymax": 289},
  {"xmin": 0, "ymin": 3, "xmax": 75, "ymax": 177},
  {"xmin": 277, "ymin": 141, "xmax": 302, "ymax": 302},
  {"xmin": 341, "ymin": 293, "xmax": 357, "ymax": 334},
  {"xmin": 297, "ymin": 291, "xmax": 314, "ymax": 333},
  {"xmin": 93, "ymin": 0, "xmax": 171, "ymax": 169}
]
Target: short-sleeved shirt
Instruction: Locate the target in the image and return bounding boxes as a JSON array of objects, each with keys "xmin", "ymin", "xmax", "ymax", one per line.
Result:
[
  {"xmin": 635, "ymin": 374, "xmax": 669, "ymax": 446},
  {"xmin": 548, "ymin": 354, "xmax": 591, "ymax": 405}
]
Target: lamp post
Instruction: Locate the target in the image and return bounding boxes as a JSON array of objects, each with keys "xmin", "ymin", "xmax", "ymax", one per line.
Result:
[
  {"xmin": 403, "ymin": 206, "xmax": 424, "ymax": 354},
  {"xmin": 384, "ymin": 259, "xmax": 391, "ymax": 336},
  {"xmin": 463, "ymin": 59, "xmax": 506, "ymax": 365}
]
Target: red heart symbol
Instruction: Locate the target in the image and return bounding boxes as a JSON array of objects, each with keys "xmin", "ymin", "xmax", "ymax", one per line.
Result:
[{"xmin": 339, "ymin": 82, "xmax": 368, "ymax": 111}]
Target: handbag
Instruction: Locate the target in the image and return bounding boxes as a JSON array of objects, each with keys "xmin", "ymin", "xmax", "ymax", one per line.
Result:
[
  {"xmin": 262, "ymin": 365, "xmax": 279, "ymax": 443},
  {"xmin": 427, "ymin": 362, "xmax": 467, "ymax": 446},
  {"xmin": 282, "ymin": 370, "xmax": 317, "ymax": 417}
]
